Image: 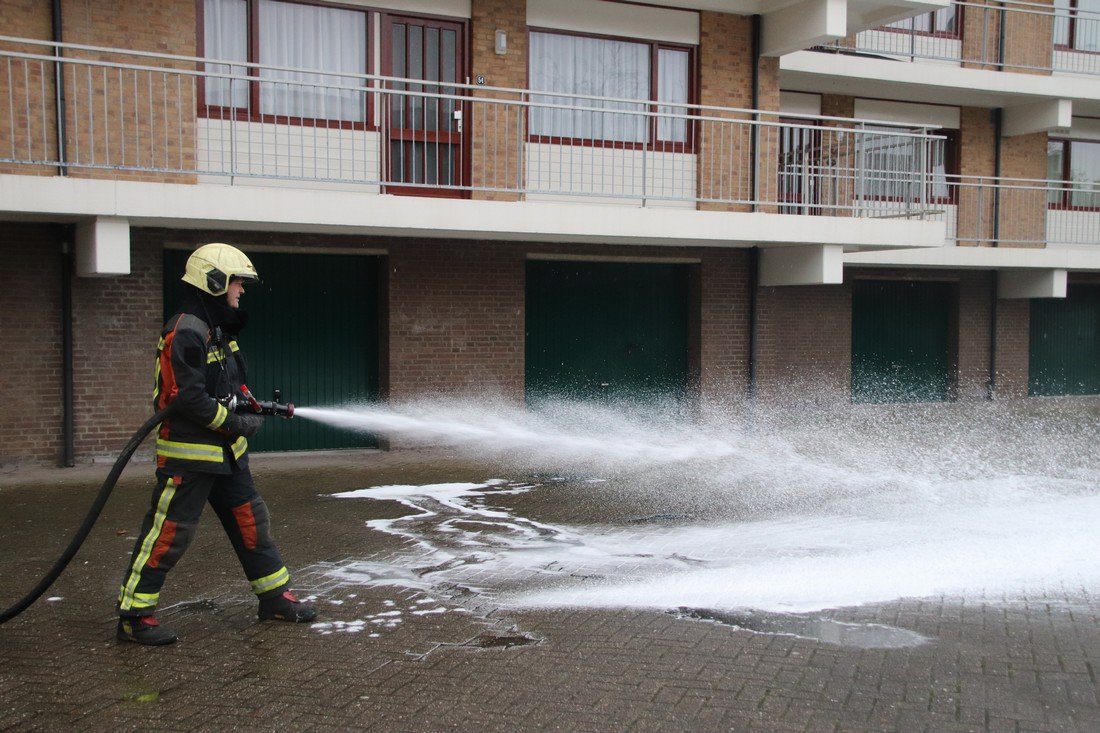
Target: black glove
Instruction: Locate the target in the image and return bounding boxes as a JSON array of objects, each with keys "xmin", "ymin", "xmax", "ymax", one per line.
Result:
[{"xmin": 225, "ymin": 412, "xmax": 264, "ymax": 438}]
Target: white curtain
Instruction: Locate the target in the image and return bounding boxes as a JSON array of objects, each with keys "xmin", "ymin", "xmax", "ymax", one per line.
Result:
[
  {"xmin": 529, "ymin": 32, "xmax": 649, "ymax": 143},
  {"xmin": 203, "ymin": 0, "xmax": 248, "ymax": 109},
  {"xmin": 657, "ymin": 48, "xmax": 688, "ymax": 144},
  {"xmin": 258, "ymin": 0, "xmax": 366, "ymax": 122}
]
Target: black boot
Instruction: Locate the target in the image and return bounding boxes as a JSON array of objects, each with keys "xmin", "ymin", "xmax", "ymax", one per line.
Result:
[
  {"xmin": 258, "ymin": 590, "xmax": 317, "ymax": 623},
  {"xmin": 117, "ymin": 616, "xmax": 178, "ymax": 646}
]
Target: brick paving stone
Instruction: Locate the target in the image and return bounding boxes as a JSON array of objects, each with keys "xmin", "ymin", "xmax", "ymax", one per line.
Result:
[{"xmin": 1, "ymin": 450, "xmax": 1100, "ymax": 731}]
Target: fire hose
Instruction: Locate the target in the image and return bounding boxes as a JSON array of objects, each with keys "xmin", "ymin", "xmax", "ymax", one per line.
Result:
[{"xmin": 0, "ymin": 387, "xmax": 292, "ymax": 625}]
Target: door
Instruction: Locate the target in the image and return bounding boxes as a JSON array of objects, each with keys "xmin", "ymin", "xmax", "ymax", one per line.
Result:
[
  {"xmin": 851, "ymin": 280, "xmax": 953, "ymax": 403},
  {"xmin": 1029, "ymin": 284, "xmax": 1100, "ymax": 396},
  {"xmin": 778, "ymin": 120, "xmax": 821, "ymax": 215},
  {"xmin": 164, "ymin": 249, "xmax": 380, "ymax": 451},
  {"xmin": 525, "ymin": 260, "xmax": 691, "ymax": 404},
  {"xmin": 384, "ymin": 15, "xmax": 467, "ymax": 196}
]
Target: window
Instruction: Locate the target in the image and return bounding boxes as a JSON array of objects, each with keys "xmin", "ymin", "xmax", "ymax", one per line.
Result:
[
  {"xmin": 859, "ymin": 126, "xmax": 957, "ymax": 203},
  {"xmin": 201, "ymin": 0, "xmax": 369, "ymax": 124},
  {"xmin": 1048, "ymin": 139, "xmax": 1100, "ymax": 208},
  {"xmin": 528, "ymin": 30, "xmax": 693, "ymax": 147},
  {"xmin": 885, "ymin": 4, "xmax": 959, "ymax": 37},
  {"xmin": 778, "ymin": 121, "xmax": 822, "ymax": 214},
  {"xmin": 1055, "ymin": 0, "xmax": 1100, "ymax": 52}
]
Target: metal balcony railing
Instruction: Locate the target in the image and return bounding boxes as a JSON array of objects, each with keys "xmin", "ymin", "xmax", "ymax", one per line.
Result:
[
  {"xmin": 0, "ymin": 36, "xmax": 944, "ymax": 220},
  {"xmin": 816, "ymin": 0, "xmax": 1100, "ymax": 77},
  {"xmin": 935, "ymin": 175, "xmax": 1100, "ymax": 247}
]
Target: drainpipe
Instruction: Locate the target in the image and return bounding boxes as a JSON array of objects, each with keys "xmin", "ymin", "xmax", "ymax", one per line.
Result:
[
  {"xmin": 987, "ymin": 108, "xmax": 1004, "ymax": 400},
  {"xmin": 51, "ymin": 0, "xmax": 67, "ymax": 175},
  {"xmin": 750, "ymin": 14, "xmax": 761, "ymax": 211},
  {"xmin": 748, "ymin": 247, "xmax": 759, "ymax": 400},
  {"xmin": 746, "ymin": 15, "xmax": 762, "ymax": 399},
  {"xmin": 61, "ymin": 232, "xmax": 75, "ymax": 466},
  {"xmin": 997, "ymin": 0, "xmax": 1007, "ymax": 70}
]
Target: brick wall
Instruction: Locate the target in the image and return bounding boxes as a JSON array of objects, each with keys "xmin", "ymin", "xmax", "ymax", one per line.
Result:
[
  {"xmin": 956, "ymin": 272, "xmax": 994, "ymax": 400},
  {"xmin": 470, "ymin": 0, "xmax": 526, "ymax": 201},
  {"xmin": 958, "ymin": 107, "xmax": 997, "ymax": 246},
  {"xmin": 697, "ymin": 12, "xmax": 755, "ymax": 212},
  {"xmin": 0, "ymin": 3, "xmax": 57, "ymax": 176},
  {"xmin": 0, "ymin": 0, "xmax": 197, "ymax": 183},
  {"xmin": 999, "ymin": 132, "xmax": 1049, "ymax": 247},
  {"xmin": 994, "ymin": 297, "xmax": 1029, "ymax": 398},
  {"xmin": 755, "ymin": 283, "xmax": 852, "ymax": 402},
  {"xmin": 0, "ymin": 224, "xmax": 64, "ymax": 466},
  {"xmin": 1002, "ymin": 0, "xmax": 1054, "ymax": 73},
  {"xmin": 698, "ymin": 249, "xmax": 751, "ymax": 398},
  {"xmin": 387, "ymin": 239, "xmax": 526, "ymax": 400},
  {"xmin": 69, "ymin": 230, "xmax": 162, "ymax": 460}
]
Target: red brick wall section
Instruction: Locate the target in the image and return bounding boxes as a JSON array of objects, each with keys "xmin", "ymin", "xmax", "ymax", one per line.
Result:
[
  {"xmin": 470, "ymin": 0, "xmax": 527, "ymax": 200},
  {"xmin": 387, "ymin": 239, "xmax": 525, "ymax": 401},
  {"xmin": 698, "ymin": 249, "xmax": 750, "ymax": 399},
  {"xmin": 755, "ymin": 284, "xmax": 851, "ymax": 402},
  {"xmin": 69, "ymin": 230, "xmax": 162, "ymax": 460},
  {"xmin": 994, "ymin": 297, "xmax": 1029, "ymax": 398},
  {"xmin": 957, "ymin": 272, "xmax": 993, "ymax": 400},
  {"xmin": 0, "ymin": 224, "xmax": 64, "ymax": 467}
]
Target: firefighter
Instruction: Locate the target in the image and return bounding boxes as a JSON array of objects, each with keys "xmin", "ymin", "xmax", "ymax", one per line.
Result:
[{"xmin": 116, "ymin": 243, "xmax": 316, "ymax": 646}]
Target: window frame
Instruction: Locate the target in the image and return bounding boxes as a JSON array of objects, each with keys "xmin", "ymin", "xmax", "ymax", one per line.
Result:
[
  {"xmin": 1047, "ymin": 137, "xmax": 1100, "ymax": 211},
  {"xmin": 1054, "ymin": 0, "xmax": 1100, "ymax": 54},
  {"xmin": 880, "ymin": 3, "xmax": 962, "ymax": 40},
  {"xmin": 196, "ymin": 0, "xmax": 376, "ymax": 131},
  {"xmin": 525, "ymin": 27, "xmax": 698, "ymax": 153}
]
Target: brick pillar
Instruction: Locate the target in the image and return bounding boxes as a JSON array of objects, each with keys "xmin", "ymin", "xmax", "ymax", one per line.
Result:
[
  {"xmin": 994, "ymin": 297, "xmax": 1030, "ymax": 398},
  {"xmin": 698, "ymin": 249, "xmax": 751, "ymax": 400},
  {"xmin": 962, "ymin": 0, "xmax": 1004, "ymax": 70},
  {"xmin": 956, "ymin": 272, "xmax": 993, "ymax": 400},
  {"xmin": 1002, "ymin": 0, "xmax": 1054, "ymax": 73},
  {"xmin": 755, "ymin": 283, "xmax": 852, "ymax": 402},
  {"xmin": 387, "ymin": 239, "xmax": 525, "ymax": 400},
  {"xmin": 998, "ymin": 132, "xmax": 1049, "ymax": 248},
  {"xmin": 469, "ymin": 0, "xmax": 527, "ymax": 201},
  {"xmin": 957, "ymin": 107, "xmax": 997, "ymax": 246},
  {"xmin": 697, "ymin": 12, "xmax": 754, "ymax": 212}
]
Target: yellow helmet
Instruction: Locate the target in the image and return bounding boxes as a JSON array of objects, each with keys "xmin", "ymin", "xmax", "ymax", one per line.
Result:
[{"xmin": 182, "ymin": 243, "xmax": 259, "ymax": 296}]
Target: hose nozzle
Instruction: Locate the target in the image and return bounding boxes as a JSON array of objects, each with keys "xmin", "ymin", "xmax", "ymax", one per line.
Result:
[{"xmin": 239, "ymin": 385, "xmax": 295, "ymax": 419}]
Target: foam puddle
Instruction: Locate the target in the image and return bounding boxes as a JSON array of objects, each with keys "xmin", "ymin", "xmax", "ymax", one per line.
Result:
[{"xmin": 302, "ymin": 398, "xmax": 1100, "ymax": 646}]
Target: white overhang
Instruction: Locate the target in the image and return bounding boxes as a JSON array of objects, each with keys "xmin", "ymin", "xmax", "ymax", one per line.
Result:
[
  {"xmin": 75, "ymin": 216, "xmax": 130, "ymax": 276},
  {"xmin": 758, "ymin": 0, "xmax": 948, "ymax": 57},
  {"xmin": 760, "ymin": 244, "xmax": 845, "ymax": 286},
  {"xmin": 999, "ymin": 269, "xmax": 1068, "ymax": 299},
  {"xmin": 781, "ymin": 51, "xmax": 1100, "ymax": 116},
  {"xmin": 0, "ymin": 175, "xmax": 946, "ymax": 252},
  {"xmin": 845, "ymin": 245, "xmax": 1100, "ymax": 272}
]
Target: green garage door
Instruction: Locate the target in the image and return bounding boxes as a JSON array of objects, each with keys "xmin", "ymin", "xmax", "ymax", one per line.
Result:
[
  {"xmin": 1029, "ymin": 284, "xmax": 1100, "ymax": 396},
  {"xmin": 851, "ymin": 280, "xmax": 952, "ymax": 403},
  {"xmin": 525, "ymin": 260, "xmax": 690, "ymax": 404},
  {"xmin": 164, "ymin": 249, "xmax": 379, "ymax": 451}
]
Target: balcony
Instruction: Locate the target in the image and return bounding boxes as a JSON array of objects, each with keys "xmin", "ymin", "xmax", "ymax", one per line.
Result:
[
  {"xmin": 0, "ymin": 36, "xmax": 951, "ymax": 258},
  {"xmin": 816, "ymin": 0, "xmax": 1100, "ymax": 77}
]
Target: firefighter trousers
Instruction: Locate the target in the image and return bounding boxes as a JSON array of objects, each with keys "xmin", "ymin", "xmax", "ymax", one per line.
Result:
[{"xmin": 117, "ymin": 468, "xmax": 291, "ymax": 617}]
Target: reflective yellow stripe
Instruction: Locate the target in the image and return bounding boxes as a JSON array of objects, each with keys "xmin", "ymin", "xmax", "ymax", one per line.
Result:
[
  {"xmin": 121, "ymin": 591, "xmax": 160, "ymax": 609},
  {"xmin": 206, "ymin": 403, "xmax": 228, "ymax": 430},
  {"xmin": 250, "ymin": 567, "xmax": 289, "ymax": 595},
  {"xmin": 228, "ymin": 341, "xmax": 239, "ymax": 353},
  {"xmin": 118, "ymin": 478, "xmax": 177, "ymax": 612},
  {"xmin": 231, "ymin": 436, "xmax": 248, "ymax": 459},
  {"xmin": 155, "ymin": 438, "xmax": 224, "ymax": 463}
]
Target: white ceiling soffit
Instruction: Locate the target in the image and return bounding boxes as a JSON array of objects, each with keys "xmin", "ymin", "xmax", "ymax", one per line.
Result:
[{"xmin": 845, "ymin": 0, "xmax": 950, "ymax": 34}]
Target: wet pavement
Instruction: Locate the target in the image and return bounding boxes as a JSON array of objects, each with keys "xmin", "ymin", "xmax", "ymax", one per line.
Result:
[{"xmin": 1, "ymin": 448, "xmax": 1099, "ymax": 732}]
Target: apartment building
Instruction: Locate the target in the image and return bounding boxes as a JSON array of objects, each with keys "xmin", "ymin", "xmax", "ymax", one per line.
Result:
[{"xmin": 1, "ymin": 0, "xmax": 1098, "ymax": 465}]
